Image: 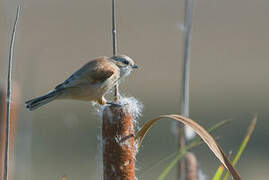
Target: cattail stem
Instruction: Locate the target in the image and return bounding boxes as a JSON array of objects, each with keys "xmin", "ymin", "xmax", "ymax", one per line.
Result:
[
  {"xmin": 178, "ymin": 129, "xmax": 186, "ymax": 179},
  {"xmin": 105, "ymin": 1, "xmax": 135, "ymax": 179},
  {"xmin": 102, "ymin": 106, "xmax": 135, "ymax": 180},
  {"xmin": 178, "ymin": 0, "xmax": 194, "ymax": 179},
  {"xmin": 112, "ymin": 0, "xmax": 117, "ymax": 57},
  {"xmin": 111, "ymin": 0, "xmax": 119, "ymax": 102},
  {"xmin": 5, "ymin": 5, "xmax": 21, "ymax": 180}
]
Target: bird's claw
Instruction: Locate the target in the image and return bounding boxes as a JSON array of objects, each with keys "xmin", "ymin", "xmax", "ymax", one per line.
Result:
[{"xmin": 106, "ymin": 102, "xmax": 122, "ymax": 107}]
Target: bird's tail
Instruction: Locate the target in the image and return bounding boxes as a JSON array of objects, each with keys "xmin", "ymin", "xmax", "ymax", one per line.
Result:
[{"xmin": 25, "ymin": 90, "xmax": 58, "ymax": 111}]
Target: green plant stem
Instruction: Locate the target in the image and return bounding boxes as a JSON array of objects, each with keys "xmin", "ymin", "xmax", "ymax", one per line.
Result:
[{"xmin": 221, "ymin": 116, "xmax": 257, "ymax": 180}]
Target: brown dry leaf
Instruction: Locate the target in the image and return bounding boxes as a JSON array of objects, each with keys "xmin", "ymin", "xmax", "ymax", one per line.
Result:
[{"xmin": 135, "ymin": 114, "xmax": 241, "ymax": 180}]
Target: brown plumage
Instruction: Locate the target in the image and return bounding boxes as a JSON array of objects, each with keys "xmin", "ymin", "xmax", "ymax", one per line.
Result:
[{"xmin": 26, "ymin": 55, "xmax": 138, "ymax": 111}]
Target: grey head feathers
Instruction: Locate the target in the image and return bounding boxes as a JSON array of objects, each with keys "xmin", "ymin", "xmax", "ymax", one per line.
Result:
[{"xmin": 111, "ymin": 55, "xmax": 138, "ymax": 78}]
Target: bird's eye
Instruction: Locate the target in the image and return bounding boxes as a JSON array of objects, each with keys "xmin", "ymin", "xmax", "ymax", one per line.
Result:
[{"xmin": 122, "ymin": 59, "xmax": 129, "ymax": 65}]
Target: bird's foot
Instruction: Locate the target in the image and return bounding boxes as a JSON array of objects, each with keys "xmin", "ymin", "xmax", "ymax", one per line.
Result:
[{"xmin": 106, "ymin": 102, "xmax": 122, "ymax": 107}]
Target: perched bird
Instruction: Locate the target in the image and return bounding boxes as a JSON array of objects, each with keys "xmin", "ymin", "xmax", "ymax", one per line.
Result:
[{"xmin": 25, "ymin": 55, "xmax": 138, "ymax": 111}]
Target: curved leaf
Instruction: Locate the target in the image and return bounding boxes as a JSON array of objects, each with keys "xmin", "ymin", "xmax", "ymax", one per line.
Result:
[{"xmin": 135, "ymin": 114, "xmax": 241, "ymax": 180}]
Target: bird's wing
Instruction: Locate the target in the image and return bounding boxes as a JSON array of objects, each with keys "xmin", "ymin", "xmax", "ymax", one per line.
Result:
[{"xmin": 55, "ymin": 57, "xmax": 119, "ymax": 90}]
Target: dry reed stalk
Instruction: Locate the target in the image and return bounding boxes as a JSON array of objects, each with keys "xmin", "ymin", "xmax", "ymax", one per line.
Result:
[
  {"xmin": 102, "ymin": 105, "xmax": 135, "ymax": 180},
  {"xmin": 4, "ymin": 4, "xmax": 21, "ymax": 180}
]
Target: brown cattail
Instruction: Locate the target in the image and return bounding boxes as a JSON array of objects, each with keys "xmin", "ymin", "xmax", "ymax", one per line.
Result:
[
  {"xmin": 185, "ymin": 152, "xmax": 198, "ymax": 180},
  {"xmin": 0, "ymin": 88, "xmax": 7, "ymax": 180},
  {"xmin": 0, "ymin": 84, "xmax": 19, "ymax": 180},
  {"xmin": 9, "ymin": 84, "xmax": 19, "ymax": 180},
  {"xmin": 102, "ymin": 105, "xmax": 136, "ymax": 180}
]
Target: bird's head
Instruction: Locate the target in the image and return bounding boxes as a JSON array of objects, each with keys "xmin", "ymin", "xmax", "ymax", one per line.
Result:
[{"xmin": 111, "ymin": 55, "xmax": 138, "ymax": 77}]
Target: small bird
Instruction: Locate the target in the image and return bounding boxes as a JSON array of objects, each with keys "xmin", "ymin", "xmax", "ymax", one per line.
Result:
[{"xmin": 25, "ymin": 55, "xmax": 138, "ymax": 111}]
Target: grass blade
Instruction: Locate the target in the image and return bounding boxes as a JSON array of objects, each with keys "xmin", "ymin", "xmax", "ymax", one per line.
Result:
[
  {"xmin": 135, "ymin": 115, "xmax": 241, "ymax": 180},
  {"xmin": 221, "ymin": 115, "xmax": 257, "ymax": 180},
  {"xmin": 157, "ymin": 149, "xmax": 186, "ymax": 180},
  {"xmin": 212, "ymin": 165, "xmax": 225, "ymax": 180},
  {"xmin": 212, "ymin": 151, "xmax": 232, "ymax": 180},
  {"xmin": 156, "ymin": 120, "xmax": 230, "ymax": 180},
  {"xmin": 138, "ymin": 151, "xmax": 178, "ymax": 177},
  {"xmin": 157, "ymin": 138, "xmax": 200, "ymax": 180}
]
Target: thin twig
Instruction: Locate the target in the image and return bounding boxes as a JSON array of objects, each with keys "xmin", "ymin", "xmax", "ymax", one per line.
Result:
[
  {"xmin": 112, "ymin": 0, "xmax": 119, "ymax": 102},
  {"xmin": 178, "ymin": 0, "xmax": 194, "ymax": 179},
  {"xmin": 181, "ymin": 0, "xmax": 193, "ymax": 118},
  {"xmin": 112, "ymin": 0, "xmax": 117, "ymax": 57},
  {"xmin": 4, "ymin": 4, "xmax": 21, "ymax": 180}
]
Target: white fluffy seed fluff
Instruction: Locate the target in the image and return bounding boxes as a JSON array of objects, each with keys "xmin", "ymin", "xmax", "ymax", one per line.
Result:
[
  {"xmin": 185, "ymin": 125, "xmax": 196, "ymax": 141},
  {"xmin": 198, "ymin": 169, "xmax": 207, "ymax": 180},
  {"xmin": 118, "ymin": 96, "xmax": 143, "ymax": 124},
  {"xmin": 93, "ymin": 96, "xmax": 143, "ymax": 123}
]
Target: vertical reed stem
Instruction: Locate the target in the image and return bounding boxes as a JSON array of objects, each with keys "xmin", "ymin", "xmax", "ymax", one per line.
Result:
[
  {"xmin": 178, "ymin": 0, "xmax": 194, "ymax": 179},
  {"xmin": 112, "ymin": 0, "xmax": 119, "ymax": 102},
  {"xmin": 4, "ymin": 5, "xmax": 21, "ymax": 180},
  {"xmin": 112, "ymin": 0, "xmax": 117, "ymax": 57}
]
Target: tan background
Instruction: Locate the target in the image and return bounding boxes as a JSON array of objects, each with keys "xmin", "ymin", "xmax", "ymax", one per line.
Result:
[{"xmin": 1, "ymin": 0, "xmax": 269, "ymax": 179}]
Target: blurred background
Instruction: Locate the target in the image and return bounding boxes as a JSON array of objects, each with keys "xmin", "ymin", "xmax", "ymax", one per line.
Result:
[{"xmin": 1, "ymin": 0, "xmax": 269, "ymax": 179}]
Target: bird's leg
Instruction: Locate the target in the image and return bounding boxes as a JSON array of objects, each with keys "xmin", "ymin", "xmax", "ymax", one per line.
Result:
[
  {"xmin": 97, "ymin": 96, "xmax": 107, "ymax": 105},
  {"xmin": 97, "ymin": 96, "xmax": 121, "ymax": 107}
]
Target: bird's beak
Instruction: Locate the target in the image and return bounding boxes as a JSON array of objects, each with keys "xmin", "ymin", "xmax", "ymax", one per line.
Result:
[{"xmin": 132, "ymin": 64, "xmax": 138, "ymax": 69}]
